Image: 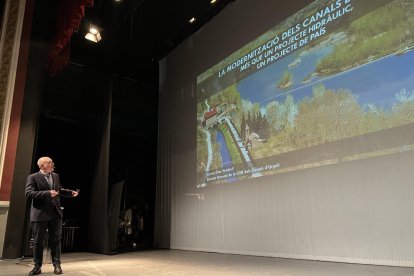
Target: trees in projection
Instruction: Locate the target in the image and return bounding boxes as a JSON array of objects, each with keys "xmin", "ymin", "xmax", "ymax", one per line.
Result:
[
  {"xmin": 316, "ymin": 0, "xmax": 414, "ymax": 76},
  {"xmin": 294, "ymin": 84, "xmax": 361, "ymax": 146},
  {"xmin": 245, "ymin": 84, "xmax": 414, "ymax": 160}
]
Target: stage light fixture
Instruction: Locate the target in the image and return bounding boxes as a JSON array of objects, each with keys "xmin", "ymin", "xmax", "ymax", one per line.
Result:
[
  {"xmin": 85, "ymin": 25, "xmax": 102, "ymax": 43},
  {"xmin": 189, "ymin": 17, "xmax": 196, "ymax": 23},
  {"xmin": 90, "ymin": 26, "xmax": 98, "ymax": 34},
  {"xmin": 210, "ymin": 0, "xmax": 217, "ymax": 3}
]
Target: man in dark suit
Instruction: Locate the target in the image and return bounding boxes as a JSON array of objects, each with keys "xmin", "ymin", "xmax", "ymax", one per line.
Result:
[{"xmin": 25, "ymin": 157, "xmax": 79, "ymax": 275}]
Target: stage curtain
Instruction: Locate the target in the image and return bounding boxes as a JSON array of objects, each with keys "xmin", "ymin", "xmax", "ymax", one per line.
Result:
[{"xmin": 46, "ymin": 0, "xmax": 93, "ymax": 77}]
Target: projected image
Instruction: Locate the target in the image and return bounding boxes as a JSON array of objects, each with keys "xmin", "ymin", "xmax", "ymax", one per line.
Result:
[{"xmin": 197, "ymin": 0, "xmax": 414, "ymax": 187}]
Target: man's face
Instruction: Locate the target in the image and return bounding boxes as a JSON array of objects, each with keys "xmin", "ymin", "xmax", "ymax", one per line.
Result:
[{"xmin": 43, "ymin": 159, "xmax": 55, "ymax": 173}]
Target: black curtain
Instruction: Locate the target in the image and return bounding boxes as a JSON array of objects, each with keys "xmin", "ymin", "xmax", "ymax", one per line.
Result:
[
  {"xmin": 87, "ymin": 71, "xmax": 113, "ymax": 254},
  {"xmin": 108, "ymin": 181, "xmax": 124, "ymax": 252}
]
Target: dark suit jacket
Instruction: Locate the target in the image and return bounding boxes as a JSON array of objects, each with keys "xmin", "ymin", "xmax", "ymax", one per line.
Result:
[{"xmin": 25, "ymin": 171, "xmax": 74, "ymax": 221}]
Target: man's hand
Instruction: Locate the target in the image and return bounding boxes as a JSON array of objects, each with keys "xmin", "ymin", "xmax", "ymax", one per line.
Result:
[
  {"xmin": 72, "ymin": 190, "xmax": 79, "ymax": 197},
  {"xmin": 50, "ymin": 190, "xmax": 59, "ymax": 197}
]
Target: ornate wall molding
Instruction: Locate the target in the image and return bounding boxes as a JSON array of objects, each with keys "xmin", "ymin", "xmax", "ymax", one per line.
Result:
[{"xmin": 0, "ymin": 0, "xmax": 25, "ymax": 191}]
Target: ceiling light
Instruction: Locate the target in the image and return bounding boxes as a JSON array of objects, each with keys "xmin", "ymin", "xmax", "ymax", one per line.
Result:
[
  {"xmin": 89, "ymin": 27, "xmax": 98, "ymax": 35},
  {"xmin": 189, "ymin": 17, "xmax": 196, "ymax": 23},
  {"xmin": 85, "ymin": 25, "xmax": 102, "ymax": 43},
  {"xmin": 85, "ymin": 32, "xmax": 102, "ymax": 43}
]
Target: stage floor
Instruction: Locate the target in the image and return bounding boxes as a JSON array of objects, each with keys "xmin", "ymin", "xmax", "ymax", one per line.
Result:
[{"xmin": 1, "ymin": 249, "xmax": 414, "ymax": 276}]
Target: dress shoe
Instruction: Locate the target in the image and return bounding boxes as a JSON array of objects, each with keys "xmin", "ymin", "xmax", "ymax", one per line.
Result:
[
  {"xmin": 29, "ymin": 265, "xmax": 41, "ymax": 275},
  {"xmin": 54, "ymin": 264, "xmax": 63, "ymax": 275}
]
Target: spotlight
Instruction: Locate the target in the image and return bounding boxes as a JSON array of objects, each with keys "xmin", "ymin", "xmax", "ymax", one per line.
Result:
[
  {"xmin": 210, "ymin": 0, "xmax": 217, "ymax": 3},
  {"xmin": 189, "ymin": 17, "xmax": 196, "ymax": 23},
  {"xmin": 90, "ymin": 27, "xmax": 98, "ymax": 34},
  {"xmin": 85, "ymin": 25, "xmax": 102, "ymax": 43}
]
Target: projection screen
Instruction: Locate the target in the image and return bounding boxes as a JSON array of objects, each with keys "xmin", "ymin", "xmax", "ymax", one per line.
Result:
[{"xmin": 157, "ymin": 0, "xmax": 414, "ymax": 266}]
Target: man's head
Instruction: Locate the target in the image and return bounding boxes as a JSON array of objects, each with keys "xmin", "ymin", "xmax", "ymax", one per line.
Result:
[{"xmin": 37, "ymin": 157, "xmax": 55, "ymax": 173}]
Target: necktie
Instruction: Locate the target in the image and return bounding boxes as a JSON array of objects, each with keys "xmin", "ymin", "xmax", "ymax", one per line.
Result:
[{"xmin": 45, "ymin": 174, "xmax": 53, "ymax": 189}]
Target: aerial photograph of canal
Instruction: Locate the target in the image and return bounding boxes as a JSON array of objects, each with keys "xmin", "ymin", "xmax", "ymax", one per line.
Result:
[{"xmin": 197, "ymin": 0, "xmax": 414, "ymax": 187}]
